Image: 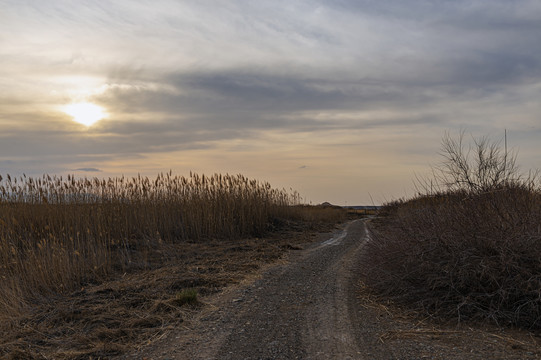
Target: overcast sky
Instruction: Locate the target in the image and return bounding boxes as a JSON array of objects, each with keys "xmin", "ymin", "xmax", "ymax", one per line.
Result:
[{"xmin": 1, "ymin": 0, "xmax": 540, "ymax": 204}]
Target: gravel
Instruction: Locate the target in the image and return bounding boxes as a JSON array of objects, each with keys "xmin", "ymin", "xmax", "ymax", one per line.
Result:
[{"xmin": 126, "ymin": 219, "xmax": 540, "ymax": 360}]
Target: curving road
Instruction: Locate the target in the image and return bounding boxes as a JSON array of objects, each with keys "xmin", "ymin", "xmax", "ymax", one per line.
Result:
[
  {"xmin": 130, "ymin": 219, "xmax": 392, "ymax": 359},
  {"xmin": 216, "ymin": 219, "xmax": 369, "ymax": 359},
  {"xmin": 128, "ymin": 218, "xmax": 541, "ymax": 360}
]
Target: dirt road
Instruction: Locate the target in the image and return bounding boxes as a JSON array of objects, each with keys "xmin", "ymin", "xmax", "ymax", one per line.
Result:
[
  {"xmin": 131, "ymin": 219, "xmax": 390, "ymax": 359},
  {"xmin": 128, "ymin": 219, "xmax": 540, "ymax": 360},
  {"xmin": 214, "ymin": 219, "xmax": 376, "ymax": 359}
]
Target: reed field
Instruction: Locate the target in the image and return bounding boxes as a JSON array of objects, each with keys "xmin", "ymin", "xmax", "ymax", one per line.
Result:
[
  {"xmin": 0, "ymin": 172, "xmax": 314, "ymax": 316},
  {"xmin": 0, "ymin": 171, "xmax": 348, "ymax": 358}
]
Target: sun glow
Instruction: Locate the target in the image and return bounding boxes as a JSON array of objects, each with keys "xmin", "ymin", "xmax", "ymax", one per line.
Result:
[{"xmin": 63, "ymin": 102, "xmax": 107, "ymax": 126}]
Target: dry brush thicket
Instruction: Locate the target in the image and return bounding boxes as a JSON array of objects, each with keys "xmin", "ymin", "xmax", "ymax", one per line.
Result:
[
  {"xmin": 0, "ymin": 172, "xmax": 310, "ymax": 315},
  {"xmin": 362, "ymin": 132, "xmax": 541, "ymax": 329}
]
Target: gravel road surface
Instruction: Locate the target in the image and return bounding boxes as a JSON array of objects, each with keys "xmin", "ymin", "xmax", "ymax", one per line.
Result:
[
  {"xmin": 214, "ymin": 218, "xmax": 376, "ymax": 359},
  {"xmin": 131, "ymin": 219, "xmax": 382, "ymax": 359},
  {"xmin": 127, "ymin": 219, "xmax": 540, "ymax": 359}
]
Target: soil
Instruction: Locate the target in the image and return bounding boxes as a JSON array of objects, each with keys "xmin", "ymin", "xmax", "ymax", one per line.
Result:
[
  {"xmin": 124, "ymin": 219, "xmax": 541, "ymax": 360},
  {"xmin": 2, "ymin": 218, "xmax": 539, "ymax": 359}
]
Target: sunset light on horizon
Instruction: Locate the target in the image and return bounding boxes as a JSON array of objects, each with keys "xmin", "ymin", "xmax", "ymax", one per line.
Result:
[{"xmin": 1, "ymin": 1, "xmax": 540, "ymax": 205}]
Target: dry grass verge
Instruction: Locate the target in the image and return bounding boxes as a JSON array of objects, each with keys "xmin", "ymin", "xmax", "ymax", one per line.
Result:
[
  {"xmin": 361, "ymin": 132, "xmax": 541, "ymax": 329},
  {"xmin": 0, "ymin": 171, "xmax": 347, "ymax": 359},
  {"xmin": 0, "ymin": 172, "xmax": 302, "ymax": 312},
  {"xmin": 0, "ymin": 214, "xmax": 345, "ymax": 359},
  {"xmin": 357, "ymin": 280, "xmax": 541, "ymax": 359}
]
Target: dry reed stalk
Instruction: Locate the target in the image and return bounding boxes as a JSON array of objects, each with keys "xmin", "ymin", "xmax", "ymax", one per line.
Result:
[{"xmin": 0, "ymin": 172, "xmax": 309, "ymax": 316}]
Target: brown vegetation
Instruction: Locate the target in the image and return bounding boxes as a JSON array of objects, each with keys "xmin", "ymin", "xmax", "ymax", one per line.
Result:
[
  {"xmin": 362, "ymin": 131, "xmax": 541, "ymax": 329},
  {"xmin": 1, "ymin": 227, "xmax": 343, "ymax": 359},
  {"xmin": 0, "ymin": 172, "xmax": 346, "ymax": 358},
  {"xmin": 0, "ymin": 172, "xmax": 296, "ymax": 310}
]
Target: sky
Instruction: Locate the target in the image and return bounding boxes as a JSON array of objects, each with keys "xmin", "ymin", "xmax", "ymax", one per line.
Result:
[{"xmin": 1, "ymin": 0, "xmax": 540, "ymax": 205}]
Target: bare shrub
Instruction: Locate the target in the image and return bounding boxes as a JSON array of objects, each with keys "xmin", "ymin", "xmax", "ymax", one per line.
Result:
[
  {"xmin": 362, "ymin": 132, "xmax": 541, "ymax": 329},
  {"xmin": 415, "ymin": 130, "xmax": 530, "ymax": 195}
]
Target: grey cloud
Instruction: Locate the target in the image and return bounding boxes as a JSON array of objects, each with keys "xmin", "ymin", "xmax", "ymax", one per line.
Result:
[
  {"xmin": 328, "ymin": 1, "xmax": 541, "ymax": 81},
  {"xmin": 87, "ymin": 59, "xmax": 537, "ymax": 156},
  {"xmin": 99, "ymin": 69, "xmax": 427, "ymax": 119},
  {"xmin": 175, "ymin": 72, "xmax": 351, "ymax": 112},
  {"xmin": 2, "ymin": 0, "xmax": 541, "ymax": 181},
  {"xmin": 330, "ymin": 0, "xmax": 541, "ymax": 26},
  {"xmin": 0, "ymin": 128, "xmax": 217, "ymax": 158},
  {"xmin": 452, "ymin": 53, "xmax": 541, "ymax": 87},
  {"xmin": 98, "ymin": 70, "xmax": 352, "ymax": 114},
  {"xmin": 74, "ymin": 168, "xmax": 102, "ymax": 172}
]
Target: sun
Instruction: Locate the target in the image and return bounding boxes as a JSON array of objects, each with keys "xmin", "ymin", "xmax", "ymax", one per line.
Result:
[{"xmin": 63, "ymin": 102, "xmax": 107, "ymax": 126}]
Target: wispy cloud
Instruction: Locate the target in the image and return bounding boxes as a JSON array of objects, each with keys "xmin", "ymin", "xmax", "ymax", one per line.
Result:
[{"xmin": 1, "ymin": 0, "xmax": 540, "ymax": 203}]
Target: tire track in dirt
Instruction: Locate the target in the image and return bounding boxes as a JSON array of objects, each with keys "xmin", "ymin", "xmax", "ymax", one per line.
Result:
[
  {"xmin": 127, "ymin": 219, "xmax": 394, "ymax": 359},
  {"xmin": 228, "ymin": 220, "xmax": 370, "ymax": 358},
  {"xmin": 214, "ymin": 218, "xmax": 391, "ymax": 359}
]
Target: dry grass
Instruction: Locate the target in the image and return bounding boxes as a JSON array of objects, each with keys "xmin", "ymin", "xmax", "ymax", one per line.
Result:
[
  {"xmin": 0, "ymin": 172, "xmax": 346, "ymax": 359},
  {"xmin": 365, "ymin": 186, "xmax": 541, "ymax": 328},
  {"xmin": 357, "ymin": 277, "xmax": 541, "ymax": 358},
  {"xmin": 0, "ymin": 172, "xmax": 312, "ymax": 315},
  {"xmin": 0, "ymin": 212, "xmax": 343, "ymax": 359},
  {"xmin": 361, "ymin": 132, "xmax": 541, "ymax": 329}
]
